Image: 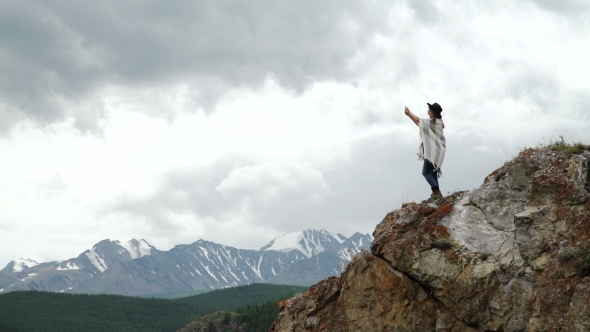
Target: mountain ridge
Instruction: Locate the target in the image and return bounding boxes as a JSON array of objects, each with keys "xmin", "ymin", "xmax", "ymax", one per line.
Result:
[{"xmin": 0, "ymin": 229, "xmax": 372, "ymax": 296}]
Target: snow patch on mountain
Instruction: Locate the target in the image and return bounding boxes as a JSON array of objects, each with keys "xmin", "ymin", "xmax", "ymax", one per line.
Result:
[
  {"xmin": 335, "ymin": 234, "xmax": 347, "ymax": 244},
  {"xmin": 199, "ymin": 246, "xmax": 209, "ymax": 260},
  {"xmin": 337, "ymin": 233, "xmax": 374, "ymax": 260},
  {"xmin": 57, "ymin": 261, "xmax": 81, "ymax": 270},
  {"xmin": 12, "ymin": 258, "xmax": 39, "ymax": 272},
  {"xmin": 262, "ymin": 229, "xmax": 343, "ymax": 258},
  {"xmin": 204, "ymin": 265, "xmax": 219, "ymax": 281},
  {"xmin": 262, "ymin": 231, "xmax": 307, "ymax": 254},
  {"xmin": 116, "ymin": 239, "xmax": 153, "ymax": 259},
  {"xmin": 86, "ymin": 248, "xmax": 107, "ymax": 272}
]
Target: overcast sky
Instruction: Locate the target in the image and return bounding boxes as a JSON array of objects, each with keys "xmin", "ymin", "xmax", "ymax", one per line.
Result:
[{"xmin": 1, "ymin": 0, "xmax": 589, "ymax": 268}]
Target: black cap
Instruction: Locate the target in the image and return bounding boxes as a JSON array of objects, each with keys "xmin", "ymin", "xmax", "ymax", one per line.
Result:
[{"xmin": 427, "ymin": 103, "xmax": 443, "ymax": 115}]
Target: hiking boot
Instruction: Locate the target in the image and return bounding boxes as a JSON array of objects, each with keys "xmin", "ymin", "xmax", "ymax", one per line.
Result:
[{"xmin": 431, "ymin": 189, "xmax": 443, "ymax": 199}]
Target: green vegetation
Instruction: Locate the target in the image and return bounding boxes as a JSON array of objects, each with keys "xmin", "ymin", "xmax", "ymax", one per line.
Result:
[
  {"xmin": 139, "ymin": 289, "xmax": 211, "ymax": 299},
  {"xmin": 176, "ymin": 283, "xmax": 307, "ymax": 311},
  {"xmin": 235, "ymin": 297, "xmax": 289, "ymax": 332},
  {"xmin": 0, "ymin": 283, "xmax": 309, "ymax": 332},
  {"xmin": 0, "ymin": 291, "xmax": 208, "ymax": 332},
  {"xmin": 538, "ymin": 135, "xmax": 590, "ymax": 156},
  {"xmin": 559, "ymin": 242, "xmax": 590, "ymax": 278}
]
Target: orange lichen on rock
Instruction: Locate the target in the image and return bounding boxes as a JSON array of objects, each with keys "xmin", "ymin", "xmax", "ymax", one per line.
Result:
[{"xmin": 372, "ymin": 200, "xmax": 457, "ymax": 266}]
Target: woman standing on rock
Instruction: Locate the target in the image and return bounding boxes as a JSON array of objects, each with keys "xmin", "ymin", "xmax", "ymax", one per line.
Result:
[{"xmin": 404, "ymin": 103, "xmax": 446, "ymax": 199}]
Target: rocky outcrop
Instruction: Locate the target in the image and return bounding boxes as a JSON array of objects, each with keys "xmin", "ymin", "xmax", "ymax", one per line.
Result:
[{"xmin": 271, "ymin": 148, "xmax": 590, "ymax": 332}]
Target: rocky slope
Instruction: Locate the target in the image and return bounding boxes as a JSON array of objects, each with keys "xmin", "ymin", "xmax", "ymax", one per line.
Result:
[{"xmin": 271, "ymin": 148, "xmax": 590, "ymax": 331}]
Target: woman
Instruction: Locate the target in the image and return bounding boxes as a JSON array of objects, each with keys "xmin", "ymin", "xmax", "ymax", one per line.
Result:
[{"xmin": 404, "ymin": 103, "xmax": 446, "ymax": 199}]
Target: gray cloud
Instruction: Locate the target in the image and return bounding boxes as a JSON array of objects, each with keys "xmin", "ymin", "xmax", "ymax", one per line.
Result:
[
  {"xmin": 0, "ymin": 0, "xmax": 391, "ymax": 132},
  {"xmin": 530, "ymin": 0, "xmax": 590, "ymax": 16},
  {"xmin": 503, "ymin": 63, "xmax": 561, "ymax": 114},
  {"xmin": 571, "ymin": 90, "xmax": 590, "ymax": 123},
  {"xmin": 103, "ymin": 154, "xmax": 336, "ymax": 236},
  {"xmin": 103, "ymin": 155, "xmax": 254, "ymax": 232},
  {"xmin": 408, "ymin": 0, "xmax": 440, "ymax": 25}
]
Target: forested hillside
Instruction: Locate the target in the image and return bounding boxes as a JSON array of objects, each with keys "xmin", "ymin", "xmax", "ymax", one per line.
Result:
[
  {"xmin": 236, "ymin": 299, "xmax": 288, "ymax": 332},
  {"xmin": 178, "ymin": 299, "xmax": 287, "ymax": 332},
  {"xmin": 177, "ymin": 283, "xmax": 305, "ymax": 311},
  {"xmin": 0, "ymin": 283, "xmax": 307, "ymax": 332}
]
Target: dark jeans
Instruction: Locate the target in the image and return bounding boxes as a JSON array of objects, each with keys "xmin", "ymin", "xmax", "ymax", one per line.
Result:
[{"xmin": 422, "ymin": 160, "xmax": 439, "ymax": 188}]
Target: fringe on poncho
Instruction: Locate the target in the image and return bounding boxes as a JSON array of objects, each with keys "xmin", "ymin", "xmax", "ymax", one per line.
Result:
[{"xmin": 417, "ymin": 118, "xmax": 446, "ymax": 178}]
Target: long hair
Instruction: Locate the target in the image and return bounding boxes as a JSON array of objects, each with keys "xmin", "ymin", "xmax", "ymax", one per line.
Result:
[
  {"xmin": 431, "ymin": 113, "xmax": 444, "ymax": 129},
  {"xmin": 430, "ymin": 113, "xmax": 442, "ymax": 123}
]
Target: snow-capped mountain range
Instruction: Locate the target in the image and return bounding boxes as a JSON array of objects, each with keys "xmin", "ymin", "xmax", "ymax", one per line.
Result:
[{"xmin": 0, "ymin": 230, "xmax": 372, "ymax": 296}]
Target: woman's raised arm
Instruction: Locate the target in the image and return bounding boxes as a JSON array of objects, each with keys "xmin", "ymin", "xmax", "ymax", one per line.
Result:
[{"xmin": 404, "ymin": 106, "xmax": 420, "ymax": 126}]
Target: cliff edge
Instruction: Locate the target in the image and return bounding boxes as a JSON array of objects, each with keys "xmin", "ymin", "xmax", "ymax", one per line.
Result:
[{"xmin": 271, "ymin": 147, "xmax": 590, "ymax": 332}]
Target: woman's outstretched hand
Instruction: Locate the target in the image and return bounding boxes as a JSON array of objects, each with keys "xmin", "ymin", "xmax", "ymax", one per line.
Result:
[{"xmin": 404, "ymin": 106, "xmax": 410, "ymax": 116}]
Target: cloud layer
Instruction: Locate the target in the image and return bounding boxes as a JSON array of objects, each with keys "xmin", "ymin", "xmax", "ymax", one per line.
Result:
[{"xmin": 0, "ymin": 0, "xmax": 391, "ymax": 132}]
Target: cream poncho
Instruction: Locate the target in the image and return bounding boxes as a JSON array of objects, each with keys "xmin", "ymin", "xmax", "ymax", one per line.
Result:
[{"xmin": 417, "ymin": 118, "xmax": 446, "ymax": 177}]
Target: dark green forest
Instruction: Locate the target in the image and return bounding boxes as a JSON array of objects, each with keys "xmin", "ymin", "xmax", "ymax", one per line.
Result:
[
  {"xmin": 176, "ymin": 283, "xmax": 305, "ymax": 311},
  {"xmin": 235, "ymin": 298, "xmax": 290, "ymax": 332},
  {"xmin": 0, "ymin": 284, "xmax": 307, "ymax": 332},
  {"xmin": 179, "ymin": 295, "xmax": 298, "ymax": 332}
]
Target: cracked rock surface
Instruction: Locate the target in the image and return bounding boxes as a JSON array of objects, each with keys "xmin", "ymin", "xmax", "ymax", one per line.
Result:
[{"xmin": 271, "ymin": 148, "xmax": 590, "ymax": 332}]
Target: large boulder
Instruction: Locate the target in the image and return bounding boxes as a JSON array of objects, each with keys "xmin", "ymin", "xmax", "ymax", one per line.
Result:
[{"xmin": 272, "ymin": 148, "xmax": 590, "ymax": 331}]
